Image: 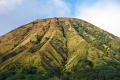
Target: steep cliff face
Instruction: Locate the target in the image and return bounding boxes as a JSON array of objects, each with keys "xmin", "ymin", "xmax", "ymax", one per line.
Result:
[{"xmin": 0, "ymin": 18, "xmax": 120, "ymax": 80}]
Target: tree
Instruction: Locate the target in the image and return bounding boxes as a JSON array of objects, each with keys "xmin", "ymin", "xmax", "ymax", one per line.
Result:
[
  {"xmin": 22, "ymin": 66, "xmax": 37, "ymax": 74},
  {"xmin": 7, "ymin": 73, "xmax": 25, "ymax": 80}
]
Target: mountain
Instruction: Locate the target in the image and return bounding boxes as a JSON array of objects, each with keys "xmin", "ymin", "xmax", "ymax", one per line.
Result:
[{"xmin": 0, "ymin": 17, "xmax": 120, "ymax": 80}]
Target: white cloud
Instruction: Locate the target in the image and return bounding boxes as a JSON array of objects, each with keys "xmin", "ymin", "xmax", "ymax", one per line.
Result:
[
  {"xmin": 75, "ymin": 1, "xmax": 120, "ymax": 37},
  {"xmin": 0, "ymin": 0, "xmax": 22, "ymax": 14}
]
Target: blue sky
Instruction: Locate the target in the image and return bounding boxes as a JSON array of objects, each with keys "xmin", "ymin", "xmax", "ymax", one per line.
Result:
[{"xmin": 0, "ymin": 0, "xmax": 120, "ymax": 37}]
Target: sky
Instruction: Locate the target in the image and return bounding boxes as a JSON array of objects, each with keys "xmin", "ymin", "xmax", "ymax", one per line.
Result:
[{"xmin": 0, "ymin": 0, "xmax": 120, "ymax": 37}]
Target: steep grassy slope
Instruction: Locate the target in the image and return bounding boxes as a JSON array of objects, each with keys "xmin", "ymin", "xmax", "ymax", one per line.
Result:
[{"xmin": 0, "ymin": 18, "xmax": 120, "ymax": 80}]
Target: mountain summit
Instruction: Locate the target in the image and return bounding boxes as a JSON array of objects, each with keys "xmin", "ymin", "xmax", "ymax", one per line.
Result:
[{"xmin": 0, "ymin": 18, "xmax": 120, "ymax": 80}]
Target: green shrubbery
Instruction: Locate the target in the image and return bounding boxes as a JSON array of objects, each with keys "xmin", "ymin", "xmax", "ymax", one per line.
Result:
[
  {"xmin": 0, "ymin": 60, "xmax": 120, "ymax": 80},
  {"xmin": 0, "ymin": 66, "xmax": 49, "ymax": 80},
  {"xmin": 71, "ymin": 20, "xmax": 120, "ymax": 56}
]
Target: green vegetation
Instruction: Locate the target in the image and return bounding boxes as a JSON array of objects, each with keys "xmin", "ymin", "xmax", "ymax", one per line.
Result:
[
  {"xmin": 1, "ymin": 60, "xmax": 120, "ymax": 80},
  {"xmin": 0, "ymin": 66, "xmax": 47, "ymax": 80}
]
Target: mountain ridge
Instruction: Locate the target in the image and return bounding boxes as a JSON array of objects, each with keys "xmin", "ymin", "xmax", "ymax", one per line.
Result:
[{"xmin": 0, "ymin": 17, "xmax": 120, "ymax": 80}]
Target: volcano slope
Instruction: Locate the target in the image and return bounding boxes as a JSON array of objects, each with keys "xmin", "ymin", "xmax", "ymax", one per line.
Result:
[{"xmin": 0, "ymin": 18, "xmax": 120, "ymax": 80}]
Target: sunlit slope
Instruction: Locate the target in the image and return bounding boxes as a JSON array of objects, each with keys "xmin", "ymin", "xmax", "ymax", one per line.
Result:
[{"xmin": 0, "ymin": 17, "xmax": 120, "ymax": 73}]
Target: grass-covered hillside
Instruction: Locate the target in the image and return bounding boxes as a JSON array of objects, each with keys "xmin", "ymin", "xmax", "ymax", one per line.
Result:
[{"xmin": 0, "ymin": 18, "xmax": 120, "ymax": 80}]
